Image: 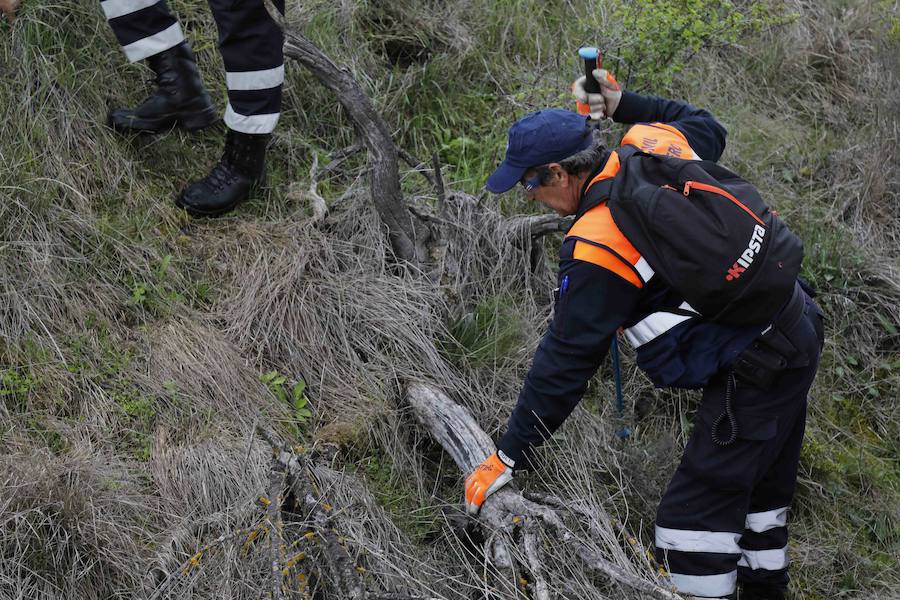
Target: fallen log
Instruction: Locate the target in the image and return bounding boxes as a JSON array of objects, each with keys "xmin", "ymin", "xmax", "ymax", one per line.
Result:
[{"xmin": 405, "ymin": 381, "xmax": 684, "ymax": 600}]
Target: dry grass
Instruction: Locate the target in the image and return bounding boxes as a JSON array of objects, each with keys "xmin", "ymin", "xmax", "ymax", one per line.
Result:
[{"xmin": 1, "ymin": 0, "xmax": 897, "ymax": 598}]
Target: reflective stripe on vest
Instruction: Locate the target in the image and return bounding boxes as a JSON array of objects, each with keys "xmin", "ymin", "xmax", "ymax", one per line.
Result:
[
  {"xmin": 623, "ymin": 301, "xmax": 700, "ymax": 348},
  {"xmin": 567, "ymin": 201, "xmax": 652, "ymax": 288}
]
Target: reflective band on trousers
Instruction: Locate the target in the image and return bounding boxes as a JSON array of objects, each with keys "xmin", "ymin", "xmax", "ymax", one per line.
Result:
[
  {"xmin": 121, "ymin": 23, "xmax": 184, "ymax": 63},
  {"xmin": 668, "ymin": 571, "xmax": 737, "ymax": 597},
  {"xmin": 624, "ymin": 301, "xmax": 699, "ymax": 348},
  {"xmin": 101, "ymin": 0, "xmax": 159, "ymax": 20},
  {"xmin": 224, "ymin": 104, "xmax": 280, "ymax": 135},
  {"xmin": 745, "ymin": 507, "xmax": 788, "ymax": 533},
  {"xmin": 226, "ymin": 65, "xmax": 285, "ymax": 91},
  {"xmin": 739, "ymin": 546, "xmax": 789, "ymax": 571},
  {"xmin": 655, "ymin": 525, "xmax": 741, "ymax": 554}
]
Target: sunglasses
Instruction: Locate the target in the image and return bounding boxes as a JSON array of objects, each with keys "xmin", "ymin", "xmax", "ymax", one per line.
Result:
[{"xmin": 520, "ymin": 174, "xmax": 542, "ymax": 192}]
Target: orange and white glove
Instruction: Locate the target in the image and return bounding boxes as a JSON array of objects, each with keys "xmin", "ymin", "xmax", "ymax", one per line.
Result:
[
  {"xmin": 572, "ymin": 68, "xmax": 622, "ymax": 120},
  {"xmin": 464, "ymin": 451, "xmax": 514, "ymax": 516}
]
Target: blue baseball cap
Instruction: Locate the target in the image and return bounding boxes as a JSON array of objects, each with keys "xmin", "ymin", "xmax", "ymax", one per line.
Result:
[{"xmin": 485, "ymin": 109, "xmax": 593, "ymax": 194}]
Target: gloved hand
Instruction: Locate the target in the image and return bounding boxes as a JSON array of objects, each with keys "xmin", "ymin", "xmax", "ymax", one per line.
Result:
[
  {"xmin": 464, "ymin": 451, "xmax": 514, "ymax": 515},
  {"xmin": 572, "ymin": 68, "xmax": 622, "ymax": 120},
  {"xmin": 0, "ymin": 0, "xmax": 19, "ymax": 24}
]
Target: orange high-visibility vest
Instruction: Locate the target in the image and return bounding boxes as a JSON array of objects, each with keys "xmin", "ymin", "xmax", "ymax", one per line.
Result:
[{"xmin": 566, "ymin": 123, "xmax": 701, "ymax": 289}]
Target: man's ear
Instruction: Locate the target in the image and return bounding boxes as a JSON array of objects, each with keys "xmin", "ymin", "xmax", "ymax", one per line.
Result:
[{"xmin": 547, "ymin": 163, "xmax": 566, "ymax": 185}]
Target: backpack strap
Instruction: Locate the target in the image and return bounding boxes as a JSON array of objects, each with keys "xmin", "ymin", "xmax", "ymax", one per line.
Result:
[{"xmin": 576, "ymin": 145, "xmax": 643, "ymax": 220}]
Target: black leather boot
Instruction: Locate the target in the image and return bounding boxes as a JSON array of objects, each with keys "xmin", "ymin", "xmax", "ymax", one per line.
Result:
[
  {"xmin": 740, "ymin": 584, "xmax": 787, "ymax": 600},
  {"xmin": 175, "ymin": 129, "xmax": 269, "ymax": 217},
  {"xmin": 108, "ymin": 43, "xmax": 217, "ymax": 134}
]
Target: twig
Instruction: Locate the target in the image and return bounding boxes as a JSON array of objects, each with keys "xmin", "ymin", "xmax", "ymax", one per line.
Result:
[
  {"xmin": 523, "ymin": 523, "xmax": 550, "ymax": 600},
  {"xmin": 397, "ymin": 148, "xmax": 436, "ymax": 188},
  {"xmin": 277, "ymin": 450, "xmax": 365, "ymax": 599},
  {"xmin": 431, "ymin": 152, "xmax": 447, "ymax": 210},
  {"xmin": 319, "ymin": 143, "xmax": 365, "ymax": 179},
  {"xmin": 266, "ymin": 450, "xmax": 287, "ymax": 600},
  {"xmin": 146, "ymin": 524, "xmax": 266, "ymax": 600}
]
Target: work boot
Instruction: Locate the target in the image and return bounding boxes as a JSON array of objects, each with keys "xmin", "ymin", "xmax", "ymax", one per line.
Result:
[
  {"xmin": 175, "ymin": 129, "xmax": 269, "ymax": 217},
  {"xmin": 739, "ymin": 584, "xmax": 787, "ymax": 600},
  {"xmin": 108, "ymin": 42, "xmax": 217, "ymax": 134}
]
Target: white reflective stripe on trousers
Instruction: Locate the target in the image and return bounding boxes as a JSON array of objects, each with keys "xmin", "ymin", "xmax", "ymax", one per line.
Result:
[
  {"xmin": 101, "ymin": 0, "xmax": 160, "ymax": 19},
  {"xmin": 225, "ymin": 104, "xmax": 280, "ymax": 135},
  {"xmin": 738, "ymin": 546, "xmax": 789, "ymax": 571},
  {"xmin": 624, "ymin": 301, "xmax": 699, "ymax": 348},
  {"xmin": 121, "ymin": 23, "xmax": 184, "ymax": 63},
  {"xmin": 655, "ymin": 525, "xmax": 742, "ymax": 554},
  {"xmin": 745, "ymin": 507, "xmax": 788, "ymax": 533},
  {"xmin": 226, "ymin": 65, "xmax": 285, "ymax": 91},
  {"xmin": 668, "ymin": 571, "xmax": 737, "ymax": 598}
]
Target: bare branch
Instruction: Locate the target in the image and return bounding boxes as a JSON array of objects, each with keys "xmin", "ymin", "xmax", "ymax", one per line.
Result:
[
  {"xmin": 431, "ymin": 152, "xmax": 446, "ymax": 208},
  {"xmin": 404, "ymin": 381, "xmax": 686, "ymax": 600},
  {"xmin": 397, "ymin": 147, "xmax": 436, "ymax": 188},
  {"xmin": 274, "ymin": 12, "xmax": 430, "ymax": 264},
  {"xmin": 319, "ymin": 143, "xmax": 365, "ymax": 180},
  {"xmin": 277, "ymin": 450, "xmax": 365, "ymax": 599},
  {"xmin": 266, "ymin": 452, "xmax": 286, "ymax": 600},
  {"xmin": 505, "ymin": 214, "xmax": 574, "ymax": 238},
  {"xmin": 405, "ymin": 381, "xmax": 493, "ymax": 474}
]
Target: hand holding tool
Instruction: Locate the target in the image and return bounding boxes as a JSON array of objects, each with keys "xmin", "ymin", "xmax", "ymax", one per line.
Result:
[{"xmin": 573, "ymin": 47, "xmax": 622, "ymax": 120}]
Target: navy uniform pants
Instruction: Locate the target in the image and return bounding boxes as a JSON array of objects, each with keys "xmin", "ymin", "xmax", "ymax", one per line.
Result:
[
  {"xmin": 100, "ymin": 0, "xmax": 285, "ymax": 134},
  {"xmin": 655, "ymin": 287, "xmax": 824, "ymax": 600}
]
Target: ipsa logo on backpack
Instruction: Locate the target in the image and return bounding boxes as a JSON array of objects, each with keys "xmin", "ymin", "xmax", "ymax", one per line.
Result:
[{"xmin": 726, "ymin": 224, "xmax": 767, "ymax": 281}]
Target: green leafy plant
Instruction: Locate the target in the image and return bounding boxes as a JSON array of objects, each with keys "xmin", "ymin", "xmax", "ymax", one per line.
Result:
[
  {"xmin": 613, "ymin": 0, "xmax": 796, "ymax": 88},
  {"xmin": 260, "ymin": 370, "xmax": 312, "ymax": 424}
]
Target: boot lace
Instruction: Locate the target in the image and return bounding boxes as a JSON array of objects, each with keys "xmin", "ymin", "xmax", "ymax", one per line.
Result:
[{"xmin": 204, "ymin": 161, "xmax": 240, "ymax": 192}]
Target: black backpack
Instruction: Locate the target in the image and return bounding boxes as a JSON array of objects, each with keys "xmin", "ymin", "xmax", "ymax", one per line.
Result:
[{"xmin": 584, "ymin": 145, "xmax": 803, "ymax": 326}]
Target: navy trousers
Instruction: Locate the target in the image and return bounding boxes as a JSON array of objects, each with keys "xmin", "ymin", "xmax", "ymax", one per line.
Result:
[
  {"xmin": 100, "ymin": 0, "xmax": 285, "ymax": 134},
  {"xmin": 655, "ymin": 289, "xmax": 824, "ymax": 600}
]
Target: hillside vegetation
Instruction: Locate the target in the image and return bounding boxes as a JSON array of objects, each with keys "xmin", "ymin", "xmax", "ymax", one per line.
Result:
[{"xmin": 1, "ymin": 0, "xmax": 898, "ymax": 598}]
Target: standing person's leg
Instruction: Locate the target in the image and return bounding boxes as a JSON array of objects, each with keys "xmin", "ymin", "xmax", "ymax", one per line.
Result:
[
  {"xmin": 655, "ymin": 374, "xmax": 768, "ymax": 600},
  {"xmin": 737, "ymin": 409, "xmax": 805, "ymax": 600},
  {"xmin": 655, "ymin": 290, "xmax": 823, "ymax": 600},
  {"xmin": 102, "ymin": 0, "xmax": 216, "ymax": 132},
  {"xmin": 739, "ymin": 300, "xmax": 823, "ymax": 599},
  {"xmin": 175, "ymin": 0, "xmax": 285, "ymax": 217}
]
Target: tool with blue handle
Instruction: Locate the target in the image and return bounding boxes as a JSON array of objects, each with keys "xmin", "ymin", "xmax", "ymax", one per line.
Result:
[
  {"xmin": 576, "ymin": 47, "xmax": 602, "ymax": 116},
  {"xmin": 576, "ymin": 48, "xmax": 631, "ymax": 438}
]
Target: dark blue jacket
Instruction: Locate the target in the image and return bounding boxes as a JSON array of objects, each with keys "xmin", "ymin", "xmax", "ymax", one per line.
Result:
[{"xmin": 497, "ymin": 91, "xmax": 764, "ymax": 466}]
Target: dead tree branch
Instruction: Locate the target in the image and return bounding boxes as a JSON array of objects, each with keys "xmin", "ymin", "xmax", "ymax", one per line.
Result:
[
  {"xmin": 267, "ymin": 2, "xmax": 430, "ymax": 265},
  {"xmin": 397, "ymin": 147, "xmax": 436, "ymax": 189},
  {"xmin": 405, "ymin": 381, "xmax": 684, "ymax": 600},
  {"xmin": 505, "ymin": 214, "xmax": 574, "ymax": 238}
]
